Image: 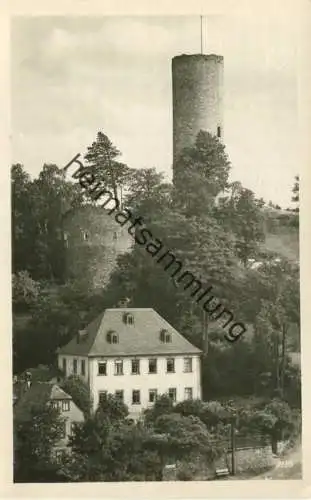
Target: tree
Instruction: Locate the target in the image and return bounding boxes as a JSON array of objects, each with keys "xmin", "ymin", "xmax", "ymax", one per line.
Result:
[
  {"xmin": 13, "ymin": 281, "xmax": 105, "ymax": 373},
  {"xmin": 11, "ymin": 164, "xmax": 35, "ymax": 274},
  {"xmin": 216, "ymin": 184, "xmax": 265, "ymax": 265},
  {"xmin": 61, "ymin": 376, "xmax": 93, "ymax": 418},
  {"xmin": 144, "ymin": 394, "xmax": 174, "ymax": 424},
  {"xmin": 63, "ymin": 419, "xmax": 162, "ymax": 481},
  {"xmin": 84, "ymin": 131, "xmax": 131, "ymax": 202},
  {"xmin": 251, "ymin": 258, "xmax": 300, "ymax": 397},
  {"xmin": 11, "ymin": 163, "xmax": 84, "ymax": 281},
  {"xmin": 14, "ymin": 404, "xmax": 64, "ymax": 482},
  {"xmin": 174, "ymin": 399, "xmax": 230, "ymax": 430},
  {"xmin": 125, "ymin": 167, "xmax": 172, "ymax": 218},
  {"xmin": 291, "ymin": 175, "xmax": 299, "ymax": 204},
  {"xmin": 173, "ymin": 130, "xmax": 231, "ymax": 216},
  {"xmin": 62, "ymin": 397, "xmax": 161, "ymax": 481},
  {"xmin": 31, "ymin": 164, "xmax": 84, "ymax": 280},
  {"xmin": 12, "ymin": 271, "xmax": 40, "ymax": 312},
  {"xmin": 147, "ymin": 413, "xmax": 225, "ymax": 470},
  {"xmin": 201, "ymin": 339, "xmax": 255, "ymax": 399},
  {"xmin": 96, "ymin": 393, "xmax": 129, "ymax": 420},
  {"xmin": 241, "ymin": 399, "xmax": 299, "ymax": 454}
]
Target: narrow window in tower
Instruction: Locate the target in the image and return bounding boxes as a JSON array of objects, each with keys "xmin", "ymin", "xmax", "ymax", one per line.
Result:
[
  {"xmin": 64, "ymin": 232, "xmax": 69, "ymax": 248},
  {"xmin": 217, "ymin": 126, "xmax": 221, "ymax": 138}
]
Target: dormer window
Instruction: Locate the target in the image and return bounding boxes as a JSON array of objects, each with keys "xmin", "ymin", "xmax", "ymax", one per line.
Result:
[
  {"xmin": 106, "ymin": 330, "xmax": 118, "ymax": 344},
  {"xmin": 160, "ymin": 329, "xmax": 171, "ymax": 343},
  {"xmin": 123, "ymin": 312, "xmax": 134, "ymax": 325}
]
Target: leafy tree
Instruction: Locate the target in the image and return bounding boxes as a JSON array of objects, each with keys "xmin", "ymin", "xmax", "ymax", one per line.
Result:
[
  {"xmin": 125, "ymin": 167, "xmax": 172, "ymax": 218},
  {"xmin": 11, "ymin": 163, "xmax": 84, "ymax": 281},
  {"xmin": 252, "ymin": 259, "xmax": 299, "ymax": 396},
  {"xmin": 14, "ymin": 404, "xmax": 64, "ymax": 482},
  {"xmin": 216, "ymin": 184, "xmax": 265, "ymax": 265},
  {"xmin": 99, "ymin": 423, "xmax": 162, "ymax": 481},
  {"xmin": 13, "ymin": 281, "xmax": 105, "ymax": 373},
  {"xmin": 239, "ymin": 399, "xmax": 299, "ymax": 454},
  {"xmin": 174, "ymin": 399, "xmax": 230, "ymax": 430},
  {"xmin": 201, "ymin": 339, "xmax": 255, "ymax": 399},
  {"xmin": 11, "ymin": 164, "xmax": 35, "ymax": 274},
  {"xmin": 144, "ymin": 394, "xmax": 174, "ymax": 424},
  {"xmin": 63, "ymin": 419, "xmax": 162, "ymax": 481},
  {"xmin": 173, "ymin": 130, "xmax": 231, "ymax": 215},
  {"xmin": 283, "ymin": 362, "xmax": 301, "ymax": 408},
  {"xmin": 62, "ymin": 397, "xmax": 161, "ymax": 481},
  {"xmin": 291, "ymin": 175, "xmax": 299, "ymax": 204},
  {"xmin": 148, "ymin": 413, "xmax": 225, "ymax": 468},
  {"xmin": 61, "ymin": 394, "xmax": 226, "ymax": 482},
  {"xmin": 30, "ymin": 164, "xmax": 83, "ymax": 280},
  {"xmin": 12, "ymin": 271, "xmax": 40, "ymax": 312},
  {"xmin": 84, "ymin": 131, "xmax": 131, "ymax": 202},
  {"xmin": 96, "ymin": 393, "xmax": 129, "ymax": 420},
  {"xmin": 61, "ymin": 376, "xmax": 93, "ymax": 418}
]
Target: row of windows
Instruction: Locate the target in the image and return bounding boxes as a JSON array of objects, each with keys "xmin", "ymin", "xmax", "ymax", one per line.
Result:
[
  {"xmin": 62, "ymin": 358, "xmax": 86, "ymax": 377},
  {"xmin": 50, "ymin": 400, "xmax": 70, "ymax": 412},
  {"xmin": 62, "ymin": 357, "xmax": 193, "ymax": 377},
  {"xmin": 98, "ymin": 387, "xmax": 193, "ymax": 405},
  {"xmin": 97, "ymin": 357, "xmax": 193, "ymax": 376},
  {"xmin": 104, "ymin": 326, "xmax": 171, "ymax": 345}
]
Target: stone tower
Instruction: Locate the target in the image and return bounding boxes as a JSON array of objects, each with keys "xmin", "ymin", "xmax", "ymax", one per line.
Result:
[
  {"xmin": 172, "ymin": 54, "xmax": 224, "ymax": 167},
  {"xmin": 63, "ymin": 206, "xmax": 132, "ymax": 289}
]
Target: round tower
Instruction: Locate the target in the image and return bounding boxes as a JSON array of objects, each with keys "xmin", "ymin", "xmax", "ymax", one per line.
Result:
[
  {"xmin": 172, "ymin": 53, "xmax": 224, "ymax": 166},
  {"xmin": 63, "ymin": 206, "xmax": 133, "ymax": 289}
]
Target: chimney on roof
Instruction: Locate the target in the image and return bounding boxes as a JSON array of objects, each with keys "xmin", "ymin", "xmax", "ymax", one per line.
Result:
[{"xmin": 77, "ymin": 329, "xmax": 88, "ymax": 344}]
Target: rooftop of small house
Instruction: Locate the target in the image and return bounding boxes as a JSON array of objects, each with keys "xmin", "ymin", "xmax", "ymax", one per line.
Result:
[
  {"xmin": 14, "ymin": 382, "xmax": 72, "ymax": 422},
  {"xmin": 58, "ymin": 308, "xmax": 202, "ymax": 358}
]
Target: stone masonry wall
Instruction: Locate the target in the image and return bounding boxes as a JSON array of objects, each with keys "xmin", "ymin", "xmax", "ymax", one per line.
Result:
[
  {"xmin": 63, "ymin": 206, "xmax": 133, "ymax": 289},
  {"xmin": 226, "ymin": 445, "xmax": 276, "ymax": 474},
  {"xmin": 172, "ymin": 54, "xmax": 224, "ymax": 165}
]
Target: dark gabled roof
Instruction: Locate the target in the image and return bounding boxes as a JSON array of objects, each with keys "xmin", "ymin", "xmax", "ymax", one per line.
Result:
[
  {"xmin": 14, "ymin": 382, "xmax": 71, "ymax": 422},
  {"xmin": 58, "ymin": 308, "xmax": 202, "ymax": 357}
]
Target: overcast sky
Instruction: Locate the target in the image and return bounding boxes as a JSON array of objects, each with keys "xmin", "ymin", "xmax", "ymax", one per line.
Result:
[{"xmin": 11, "ymin": 15, "xmax": 299, "ymax": 206}]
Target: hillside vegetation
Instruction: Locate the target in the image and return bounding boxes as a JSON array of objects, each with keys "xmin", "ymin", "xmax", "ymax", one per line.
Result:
[{"xmin": 263, "ymin": 209, "xmax": 299, "ymax": 262}]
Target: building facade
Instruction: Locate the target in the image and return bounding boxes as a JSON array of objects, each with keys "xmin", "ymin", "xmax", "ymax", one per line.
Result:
[{"xmin": 58, "ymin": 308, "xmax": 202, "ymax": 418}]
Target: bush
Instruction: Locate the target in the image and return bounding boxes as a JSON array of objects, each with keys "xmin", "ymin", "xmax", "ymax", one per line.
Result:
[{"xmin": 61, "ymin": 375, "xmax": 93, "ymax": 417}]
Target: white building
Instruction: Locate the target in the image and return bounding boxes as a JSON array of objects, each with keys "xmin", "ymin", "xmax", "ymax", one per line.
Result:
[{"xmin": 57, "ymin": 308, "xmax": 202, "ymax": 417}]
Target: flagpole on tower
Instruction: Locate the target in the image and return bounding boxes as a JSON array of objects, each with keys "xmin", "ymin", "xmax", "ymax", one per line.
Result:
[{"xmin": 200, "ymin": 15, "xmax": 203, "ymax": 54}]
